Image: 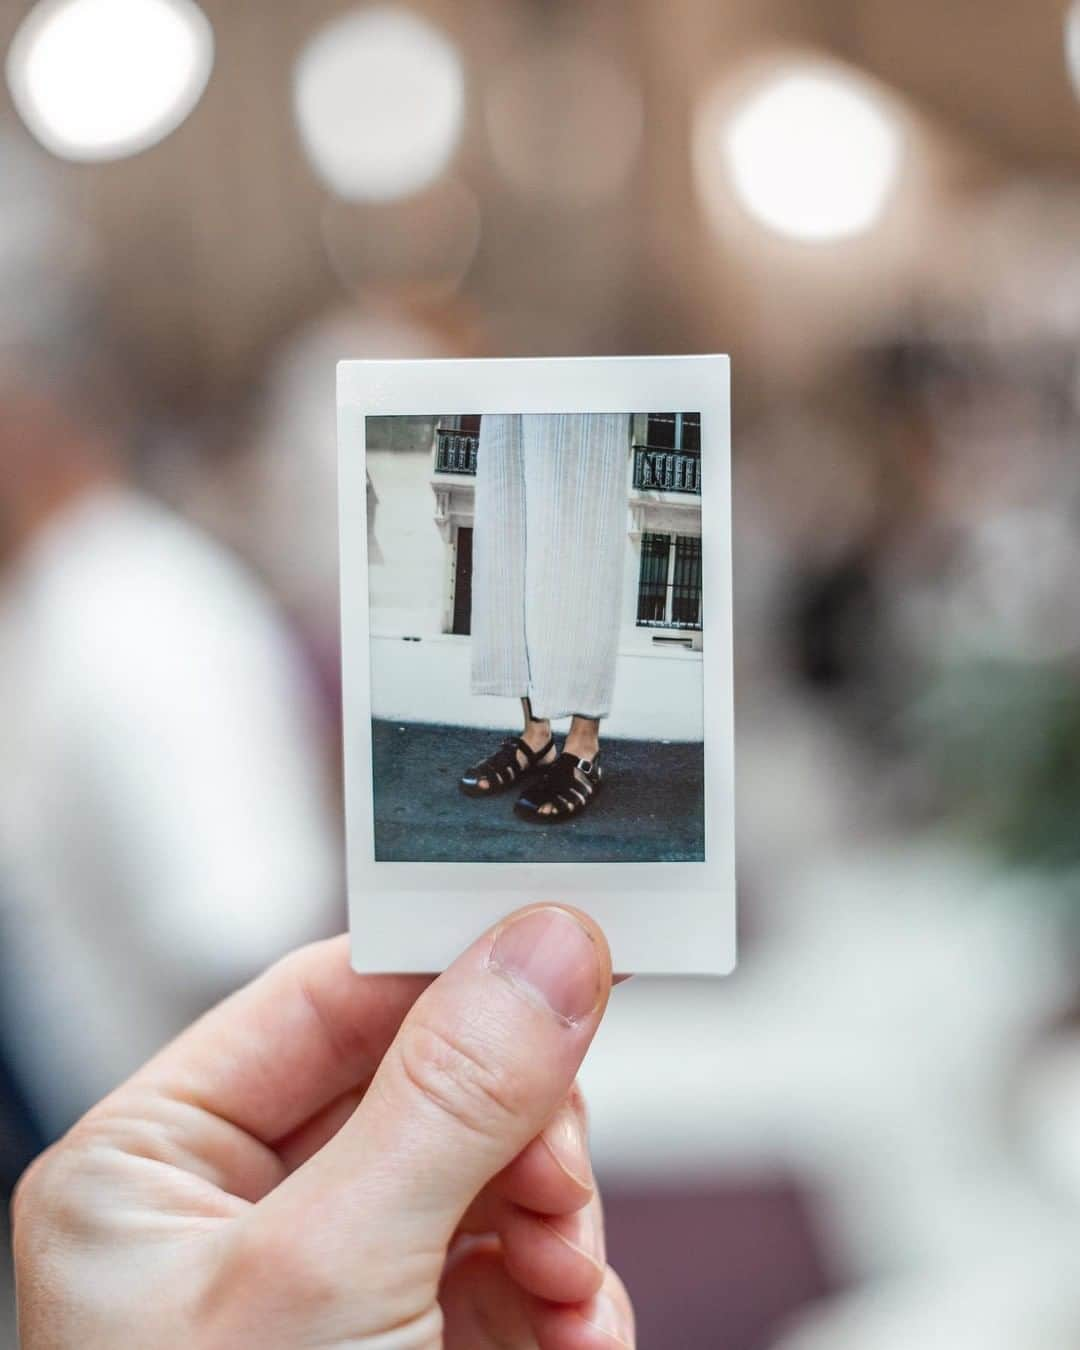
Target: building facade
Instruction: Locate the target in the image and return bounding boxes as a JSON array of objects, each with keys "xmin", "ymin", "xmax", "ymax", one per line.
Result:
[{"xmin": 365, "ymin": 413, "xmax": 705, "ymax": 740}]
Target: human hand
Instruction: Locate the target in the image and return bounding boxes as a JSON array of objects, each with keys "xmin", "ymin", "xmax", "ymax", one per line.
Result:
[{"xmin": 12, "ymin": 905, "xmax": 634, "ymax": 1348}]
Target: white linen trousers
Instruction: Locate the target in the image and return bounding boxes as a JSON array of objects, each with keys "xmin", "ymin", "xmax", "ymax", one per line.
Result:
[{"xmin": 470, "ymin": 413, "xmax": 629, "ymax": 720}]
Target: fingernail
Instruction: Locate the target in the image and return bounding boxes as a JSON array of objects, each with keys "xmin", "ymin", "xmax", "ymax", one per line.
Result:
[
  {"xmin": 542, "ymin": 1101, "xmax": 593, "ymax": 1191},
  {"xmin": 488, "ymin": 907, "xmax": 603, "ymax": 1025},
  {"xmin": 582, "ymin": 1289, "xmax": 633, "ymax": 1347}
]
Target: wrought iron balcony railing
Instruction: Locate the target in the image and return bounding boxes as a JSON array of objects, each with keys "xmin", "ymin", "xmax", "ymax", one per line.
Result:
[
  {"xmin": 632, "ymin": 445, "xmax": 701, "ymax": 494},
  {"xmin": 435, "ymin": 433, "xmax": 702, "ymax": 492},
  {"xmin": 434, "ymin": 428, "xmax": 479, "ymax": 475}
]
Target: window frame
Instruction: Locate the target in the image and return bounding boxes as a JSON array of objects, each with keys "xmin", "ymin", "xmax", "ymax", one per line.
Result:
[{"xmin": 636, "ymin": 530, "xmax": 703, "ymax": 631}]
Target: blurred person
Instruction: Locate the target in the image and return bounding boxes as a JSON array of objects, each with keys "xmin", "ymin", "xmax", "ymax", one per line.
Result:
[
  {"xmin": 0, "ymin": 137, "xmax": 339, "ymax": 1137},
  {"xmin": 13, "ymin": 906, "xmax": 636, "ymax": 1349}
]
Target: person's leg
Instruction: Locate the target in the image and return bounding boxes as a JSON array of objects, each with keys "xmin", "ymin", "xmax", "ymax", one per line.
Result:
[
  {"xmin": 462, "ymin": 417, "xmax": 556, "ymax": 793},
  {"xmin": 515, "ymin": 414, "xmax": 628, "ymax": 818},
  {"xmin": 470, "ymin": 414, "xmax": 528, "ymax": 701},
  {"xmin": 520, "ymin": 696, "xmax": 553, "ymax": 755},
  {"xmin": 521, "ymin": 413, "xmax": 628, "ymax": 724},
  {"xmin": 563, "ymin": 715, "xmax": 599, "ymax": 761}
]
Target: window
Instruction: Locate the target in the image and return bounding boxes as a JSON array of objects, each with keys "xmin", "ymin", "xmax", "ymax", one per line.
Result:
[
  {"xmin": 637, "ymin": 533, "xmax": 670, "ymax": 625},
  {"xmin": 671, "ymin": 534, "xmax": 702, "ymax": 627},
  {"xmin": 645, "ymin": 413, "xmax": 700, "ymax": 452},
  {"xmin": 636, "ymin": 532, "xmax": 702, "ymax": 630}
]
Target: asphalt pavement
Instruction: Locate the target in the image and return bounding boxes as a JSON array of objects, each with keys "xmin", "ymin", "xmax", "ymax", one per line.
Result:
[{"xmin": 372, "ymin": 720, "xmax": 705, "ymax": 863}]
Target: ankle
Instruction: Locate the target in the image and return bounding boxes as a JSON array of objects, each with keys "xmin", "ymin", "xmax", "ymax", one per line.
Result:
[
  {"xmin": 521, "ymin": 719, "xmax": 551, "ymax": 750},
  {"xmin": 564, "ymin": 732, "xmax": 600, "ymax": 762}
]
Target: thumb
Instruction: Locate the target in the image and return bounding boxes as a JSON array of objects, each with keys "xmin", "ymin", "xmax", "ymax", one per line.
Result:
[{"xmin": 248, "ymin": 905, "xmax": 611, "ymax": 1330}]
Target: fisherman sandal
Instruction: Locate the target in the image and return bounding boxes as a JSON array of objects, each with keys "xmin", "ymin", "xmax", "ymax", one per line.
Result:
[
  {"xmin": 514, "ymin": 751, "xmax": 603, "ymax": 822},
  {"xmin": 460, "ymin": 734, "xmax": 556, "ymax": 796}
]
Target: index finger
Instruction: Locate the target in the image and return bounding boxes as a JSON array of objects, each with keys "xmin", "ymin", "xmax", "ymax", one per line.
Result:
[{"xmin": 132, "ymin": 935, "xmax": 431, "ymax": 1146}]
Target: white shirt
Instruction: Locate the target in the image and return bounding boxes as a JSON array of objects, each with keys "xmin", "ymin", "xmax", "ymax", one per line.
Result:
[{"xmin": 0, "ymin": 487, "xmax": 340, "ymax": 1132}]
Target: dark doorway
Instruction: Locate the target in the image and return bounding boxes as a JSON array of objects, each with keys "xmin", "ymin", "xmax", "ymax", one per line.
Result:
[{"xmin": 452, "ymin": 526, "xmax": 473, "ymax": 635}]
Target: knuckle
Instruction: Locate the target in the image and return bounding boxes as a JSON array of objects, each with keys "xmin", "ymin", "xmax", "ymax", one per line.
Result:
[
  {"xmin": 9, "ymin": 1152, "xmax": 48, "ymax": 1235},
  {"xmin": 396, "ymin": 1019, "xmax": 524, "ymax": 1141},
  {"xmin": 10, "ymin": 1137, "xmax": 86, "ymax": 1240}
]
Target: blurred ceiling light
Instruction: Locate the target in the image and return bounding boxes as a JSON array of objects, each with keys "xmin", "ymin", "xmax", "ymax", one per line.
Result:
[
  {"xmin": 1066, "ymin": 2, "xmax": 1080, "ymax": 99},
  {"xmin": 6, "ymin": 0, "xmax": 213, "ymax": 162},
  {"xmin": 294, "ymin": 6, "xmax": 465, "ymax": 203},
  {"xmin": 485, "ymin": 45, "xmax": 642, "ymax": 208},
  {"xmin": 698, "ymin": 63, "xmax": 902, "ymax": 242}
]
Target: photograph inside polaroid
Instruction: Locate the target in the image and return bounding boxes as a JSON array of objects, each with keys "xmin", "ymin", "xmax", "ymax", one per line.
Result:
[{"xmin": 365, "ymin": 411, "xmax": 705, "ymax": 866}]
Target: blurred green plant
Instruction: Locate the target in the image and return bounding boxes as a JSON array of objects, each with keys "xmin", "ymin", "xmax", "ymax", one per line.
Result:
[{"xmin": 916, "ymin": 658, "xmax": 1080, "ymax": 871}]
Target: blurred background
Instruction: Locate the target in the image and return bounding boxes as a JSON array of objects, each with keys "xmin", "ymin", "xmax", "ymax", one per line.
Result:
[{"xmin": 4, "ymin": 0, "xmax": 1080, "ymax": 1345}]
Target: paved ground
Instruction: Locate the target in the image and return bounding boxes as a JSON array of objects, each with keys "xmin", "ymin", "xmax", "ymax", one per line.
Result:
[{"xmin": 372, "ymin": 720, "xmax": 705, "ymax": 863}]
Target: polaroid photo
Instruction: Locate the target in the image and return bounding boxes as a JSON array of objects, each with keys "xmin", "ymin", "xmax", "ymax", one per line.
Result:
[{"xmin": 338, "ymin": 355, "xmax": 734, "ymax": 975}]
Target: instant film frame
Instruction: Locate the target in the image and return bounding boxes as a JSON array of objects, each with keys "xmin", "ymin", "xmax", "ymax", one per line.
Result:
[{"xmin": 339, "ymin": 355, "xmax": 734, "ymax": 975}]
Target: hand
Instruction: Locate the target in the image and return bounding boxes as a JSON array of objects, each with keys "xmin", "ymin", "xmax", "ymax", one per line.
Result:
[{"xmin": 12, "ymin": 904, "xmax": 634, "ymax": 1348}]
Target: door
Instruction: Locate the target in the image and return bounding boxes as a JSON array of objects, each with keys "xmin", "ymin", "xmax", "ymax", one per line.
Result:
[{"xmin": 451, "ymin": 526, "xmax": 473, "ymax": 635}]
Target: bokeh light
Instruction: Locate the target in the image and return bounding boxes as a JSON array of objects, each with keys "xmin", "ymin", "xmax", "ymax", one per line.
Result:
[
  {"xmin": 485, "ymin": 44, "xmax": 643, "ymax": 208},
  {"xmin": 1066, "ymin": 1, "xmax": 1080, "ymax": 100},
  {"xmin": 5, "ymin": 0, "xmax": 213, "ymax": 163},
  {"xmin": 293, "ymin": 5, "xmax": 465, "ymax": 203},
  {"xmin": 696, "ymin": 62, "xmax": 903, "ymax": 242}
]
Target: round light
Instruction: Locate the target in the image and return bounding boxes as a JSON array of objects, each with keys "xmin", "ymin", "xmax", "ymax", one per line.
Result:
[
  {"xmin": 6, "ymin": 0, "xmax": 213, "ymax": 163},
  {"xmin": 485, "ymin": 44, "xmax": 642, "ymax": 208},
  {"xmin": 698, "ymin": 64, "xmax": 902, "ymax": 242},
  {"xmin": 1066, "ymin": 2, "xmax": 1080, "ymax": 99},
  {"xmin": 294, "ymin": 5, "xmax": 465, "ymax": 203}
]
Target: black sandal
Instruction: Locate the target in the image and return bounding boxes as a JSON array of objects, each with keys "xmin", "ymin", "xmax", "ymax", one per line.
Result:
[
  {"xmin": 514, "ymin": 752, "xmax": 603, "ymax": 822},
  {"xmin": 460, "ymin": 735, "xmax": 556, "ymax": 797}
]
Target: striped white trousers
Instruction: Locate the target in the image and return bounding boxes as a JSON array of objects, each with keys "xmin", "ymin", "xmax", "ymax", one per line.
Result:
[{"xmin": 470, "ymin": 413, "xmax": 629, "ymax": 721}]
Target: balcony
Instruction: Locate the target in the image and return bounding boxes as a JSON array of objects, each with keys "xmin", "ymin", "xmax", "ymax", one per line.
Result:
[
  {"xmin": 435, "ymin": 433, "xmax": 702, "ymax": 494},
  {"xmin": 435, "ymin": 428, "xmax": 479, "ymax": 475},
  {"xmin": 632, "ymin": 445, "xmax": 701, "ymax": 494}
]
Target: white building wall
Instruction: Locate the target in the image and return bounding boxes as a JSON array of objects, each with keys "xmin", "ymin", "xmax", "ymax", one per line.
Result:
[
  {"xmin": 370, "ymin": 634, "xmax": 705, "ymax": 741},
  {"xmin": 366, "ymin": 446, "xmax": 446, "ymax": 636}
]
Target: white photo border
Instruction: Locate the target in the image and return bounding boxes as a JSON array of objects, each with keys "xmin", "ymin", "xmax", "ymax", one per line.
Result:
[{"xmin": 338, "ymin": 355, "xmax": 734, "ymax": 975}]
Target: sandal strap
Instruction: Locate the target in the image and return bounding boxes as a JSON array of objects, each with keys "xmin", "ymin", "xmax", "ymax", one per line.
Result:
[
  {"xmin": 514, "ymin": 735, "xmax": 555, "ymax": 767},
  {"xmin": 525, "ymin": 752, "xmax": 601, "ymax": 815},
  {"xmin": 469, "ymin": 735, "xmax": 554, "ymax": 785}
]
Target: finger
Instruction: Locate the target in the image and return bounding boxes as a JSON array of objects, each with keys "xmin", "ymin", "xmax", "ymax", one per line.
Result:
[
  {"xmin": 499, "ymin": 1189, "xmax": 606, "ymax": 1305},
  {"xmin": 253, "ymin": 905, "xmax": 611, "ymax": 1308},
  {"xmin": 132, "ymin": 934, "xmax": 430, "ymax": 1146},
  {"xmin": 527, "ymin": 1267, "xmax": 636, "ymax": 1350},
  {"xmin": 498, "ymin": 1087, "xmax": 594, "ymax": 1216},
  {"xmin": 441, "ymin": 1241, "xmax": 537, "ymax": 1350},
  {"xmin": 460, "ymin": 1090, "xmax": 592, "ymax": 1232},
  {"xmin": 443, "ymin": 1241, "xmax": 631, "ymax": 1350}
]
